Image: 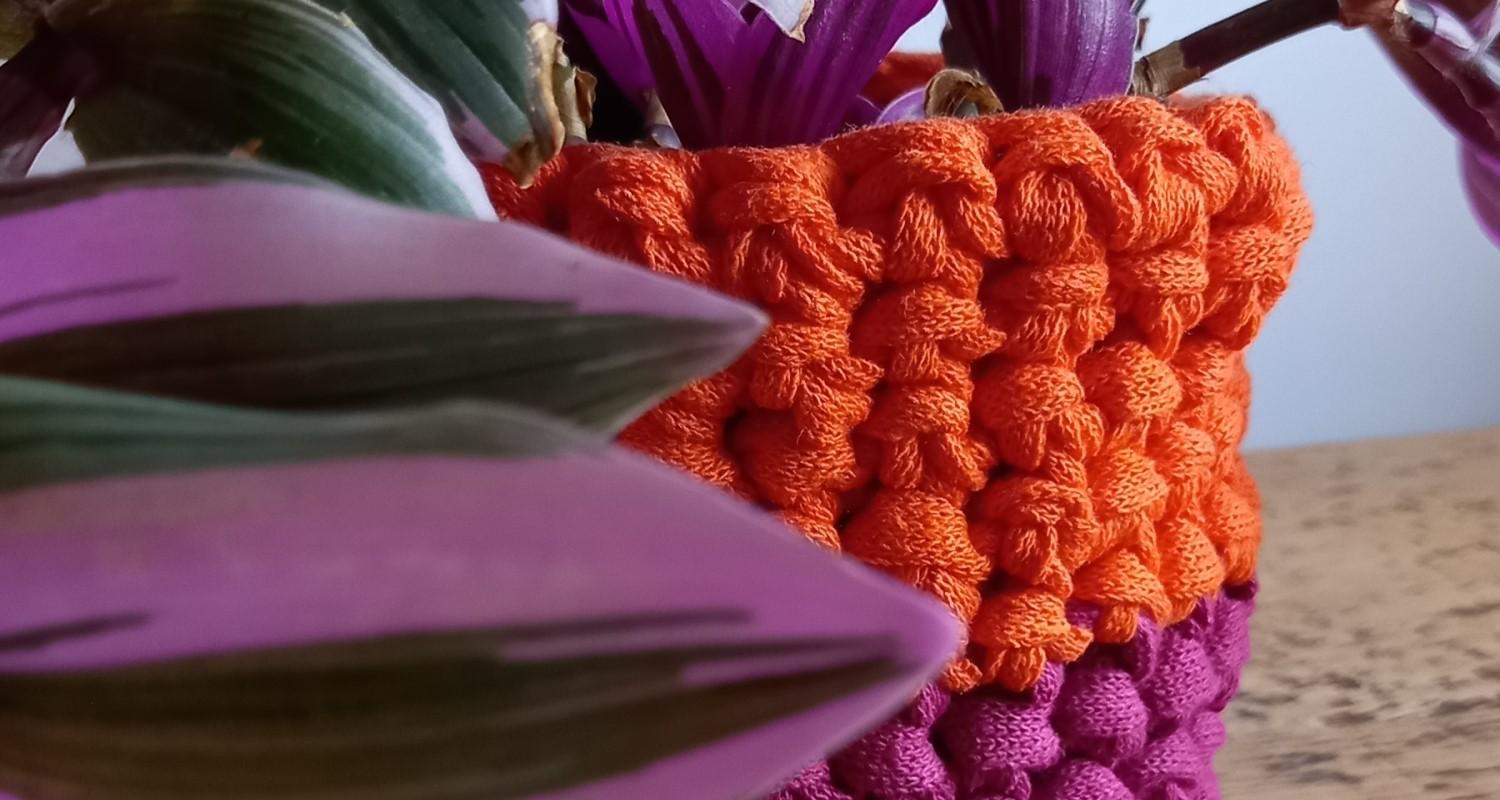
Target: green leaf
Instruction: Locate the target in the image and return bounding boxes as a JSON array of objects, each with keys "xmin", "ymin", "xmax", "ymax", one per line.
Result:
[
  {"xmin": 0, "ymin": 376, "xmax": 593, "ymax": 491},
  {"xmin": 65, "ymin": 84, "xmax": 244, "ymax": 164},
  {"xmin": 46, "ymin": 0, "xmax": 494, "ymax": 218},
  {"xmin": 0, "ymin": 299, "xmax": 745, "ymax": 434},
  {"xmin": 2, "ymin": 165, "xmax": 764, "ymax": 434},
  {"xmin": 0, "ymin": 617, "xmax": 897, "ymax": 799},
  {"xmin": 313, "ymin": 0, "xmax": 593, "ymax": 181},
  {"xmin": 315, "ymin": 0, "xmax": 531, "ymax": 157}
]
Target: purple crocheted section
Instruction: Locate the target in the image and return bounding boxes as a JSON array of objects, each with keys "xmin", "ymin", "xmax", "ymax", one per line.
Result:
[{"xmin": 772, "ymin": 583, "xmax": 1255, "ymax": 800}]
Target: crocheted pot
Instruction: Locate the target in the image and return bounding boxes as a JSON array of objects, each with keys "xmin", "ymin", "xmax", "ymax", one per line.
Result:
[
  {"xmin": 486, "ymin": 93, "xmax": 1310, "ymax": 797},
  {"xmin": 772, "ymin": 584, "xmax": 1254, "ymax": 800}
]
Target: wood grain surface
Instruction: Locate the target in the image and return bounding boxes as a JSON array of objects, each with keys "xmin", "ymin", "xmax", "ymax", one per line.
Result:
[{"xmin": 1220, "ymin": 428, "xmax": 1500, "ymax": 799}]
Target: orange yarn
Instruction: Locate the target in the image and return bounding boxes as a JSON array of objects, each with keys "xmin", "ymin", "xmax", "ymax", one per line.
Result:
[{"xmin": 484, "ymin": 96, "xmax": 1312, "ymax": 692}]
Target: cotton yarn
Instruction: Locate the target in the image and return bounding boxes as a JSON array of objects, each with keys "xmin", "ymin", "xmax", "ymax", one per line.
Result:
[
  {"xmin": 772, "ymin": 584, "xmax": 1255, "ymax": 800},
  {"xmin": 485, "ymin": 96, "xmax": 1309, "ymax": 694}
]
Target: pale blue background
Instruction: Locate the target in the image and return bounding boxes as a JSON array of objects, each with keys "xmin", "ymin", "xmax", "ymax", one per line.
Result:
[
  {"xmin": 32, "ymin": 3, "xmax": 1498, "ymax": 449},
  {"xmin": 901, "ymin": 3, "xmax": 1500, "ymax": 450}
]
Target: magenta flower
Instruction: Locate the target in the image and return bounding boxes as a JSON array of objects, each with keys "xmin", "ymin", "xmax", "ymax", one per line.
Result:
[
  {"xmin": 623, "ymin": 0, "xmax": 935, "ymax": 147},
  {"xmin": 1392, "ymin": 0, "xmax": 1500, "ymax": 246},
  {"xmin": 876, "ymin": 86, "xmax": 927, "ymax": 123},
  {"xmin": 562, "ymin": 0, "xmax": 654, "ymax": 109},
  {"xmin": 943, "ymin": 0, "xmax": 1139, "ymax": 109}
]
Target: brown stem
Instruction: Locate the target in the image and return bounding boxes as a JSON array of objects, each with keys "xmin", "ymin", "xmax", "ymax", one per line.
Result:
[{"xmin": 1132, "ymin": 0, "xmax": 1344, "ymax": 96}]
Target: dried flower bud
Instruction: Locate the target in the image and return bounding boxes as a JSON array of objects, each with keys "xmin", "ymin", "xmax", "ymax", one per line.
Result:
[{"xmin": 923, "ymin": 68, "xmax": 1003, "ymax": 118}]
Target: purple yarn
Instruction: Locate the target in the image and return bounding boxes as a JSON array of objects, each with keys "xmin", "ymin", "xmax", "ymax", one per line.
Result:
[{"xmin": 771, "ymin": 584, "xmax": 1255, "ymax": 800}]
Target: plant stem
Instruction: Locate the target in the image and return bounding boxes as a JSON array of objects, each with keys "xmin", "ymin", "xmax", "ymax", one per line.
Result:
[{"xmin": 1132, "ymin": 0, "xmax": 1344, "ymax": 96}]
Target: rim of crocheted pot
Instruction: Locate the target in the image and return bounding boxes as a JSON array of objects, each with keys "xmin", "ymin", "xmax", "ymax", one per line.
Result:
[
  {"xmin": 773, "ymin": 583, "xmax": 1256, "ymax": 800},
  {"xmin": 484, "ymin": 96, "xmax": 1312, "ymax": 692}
]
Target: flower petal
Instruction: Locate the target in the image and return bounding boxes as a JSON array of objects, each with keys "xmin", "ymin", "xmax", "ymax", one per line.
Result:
[
  {"xmin": 639, "ymin": 0, "xmax": 936, "ymax": 147},
  {"xmin": 559, "ymin": 3, "xmax": 649, "ymax": 142},
  {"xmin": 876, "ymin": 86, "xmax": 927, "ymax": 123},
  {"xmin": 733, "ymin": 0, "xmax": 938, "ymax": 145},
  {"xmin": 563, "ymin": 0, "xmax": 656, "ymax": 105},
  {"xmin": 0, "ymin": 160, "xmax": 765, "ymax": 433},
  {"xmin": 1462, "ymin": 143, "xmax": 1500, "ymax": 245},
  {"xmin": 0, "ymin": 429, "xmax": 958, "ymax": 798},
  {"xmin": 844, "ymin": 94, "xmax": 883, "ymax": 128},
  {"xmin": 635, "ymin": 0, "xmax": 742, "ymax": 147},
  {"xmin": 945, "ymin": 0, "xmax": 1138, "ymax": 108}
]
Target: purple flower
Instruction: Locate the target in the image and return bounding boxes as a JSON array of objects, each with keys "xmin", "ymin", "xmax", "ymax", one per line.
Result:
[
  {"xmin": 876, "ymin": 86, "xmax": 927, "ymax": 123},
  {"xmin": 943, "ymin": 0, "xmax": 1138, "ymax": 109},
  {"xmin": 1392, "ymin": 0, "xmax": 1500, "ymax": 246},
  {"xmin": 634, "ymin": 0, "xmax": 937, "ymax": 147},
  {"xmin": 563, "ymin": 0, "xmax": 655, "ymax": 109}
]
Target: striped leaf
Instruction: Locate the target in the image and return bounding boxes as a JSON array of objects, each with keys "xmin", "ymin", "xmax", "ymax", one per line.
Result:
[
  {"xmin": 314, "ymin": 0, "xmax": 583, "ymax": 179},
  {"xmin": 0, "ymin": 418, "xmax": 959, "ymax": 797},
  {"xmin": 45, "ymin": 0, "xmax": 493, "ymax": 218},
  {"xmin": 0, "ymin": 376, "xmax": 589, "ymax": 491},
  {"xmin": 0, "ymin": 160, "xmax": 764, "ymax": 433},
  {"xmin": 0, "ymin": 620, "xmax": 896, "ymax": 798}
]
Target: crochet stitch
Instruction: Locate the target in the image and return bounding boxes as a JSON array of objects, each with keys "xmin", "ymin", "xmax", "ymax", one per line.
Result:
[
  {"xmin": 485, "ymin": 96, "xmax": 1311, "ymax": 691},
  {"xmin": 770, "ymin": 583, "xmax": 1255, "ymax": 800}
]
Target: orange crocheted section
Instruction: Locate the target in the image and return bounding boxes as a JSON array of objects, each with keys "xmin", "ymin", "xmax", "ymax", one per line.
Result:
[{"xmin": 484, "ymin": 96, "xmax": 1313, "ymax": 692}]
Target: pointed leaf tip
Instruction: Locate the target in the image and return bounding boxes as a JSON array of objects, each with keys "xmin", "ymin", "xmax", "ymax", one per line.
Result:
[
  {"xmin": 0, "ymin": 442, "xmax": 959, "ymax": 798},
  {"xmin": 0, "ymin": 168, "xmax": 765, "ymax": 432},
  {"xmin": 0, "ymin": 376, "xmax": 595, "ymax": 492}
]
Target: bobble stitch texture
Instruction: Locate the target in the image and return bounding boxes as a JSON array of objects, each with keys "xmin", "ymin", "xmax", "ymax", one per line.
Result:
[
  {"xmin": 485, "ymin": 95, "xmax": 1309, "ymax": 691},
  {"xmin": 769, "ymin": 585, "xmax": 1255, "ymax": 800}
]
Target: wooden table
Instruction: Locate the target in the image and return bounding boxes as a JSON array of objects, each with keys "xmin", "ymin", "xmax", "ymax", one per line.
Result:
[{"xmin": 1220, "ymin": 428, "xmax": 1500, "ymax": 799}]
